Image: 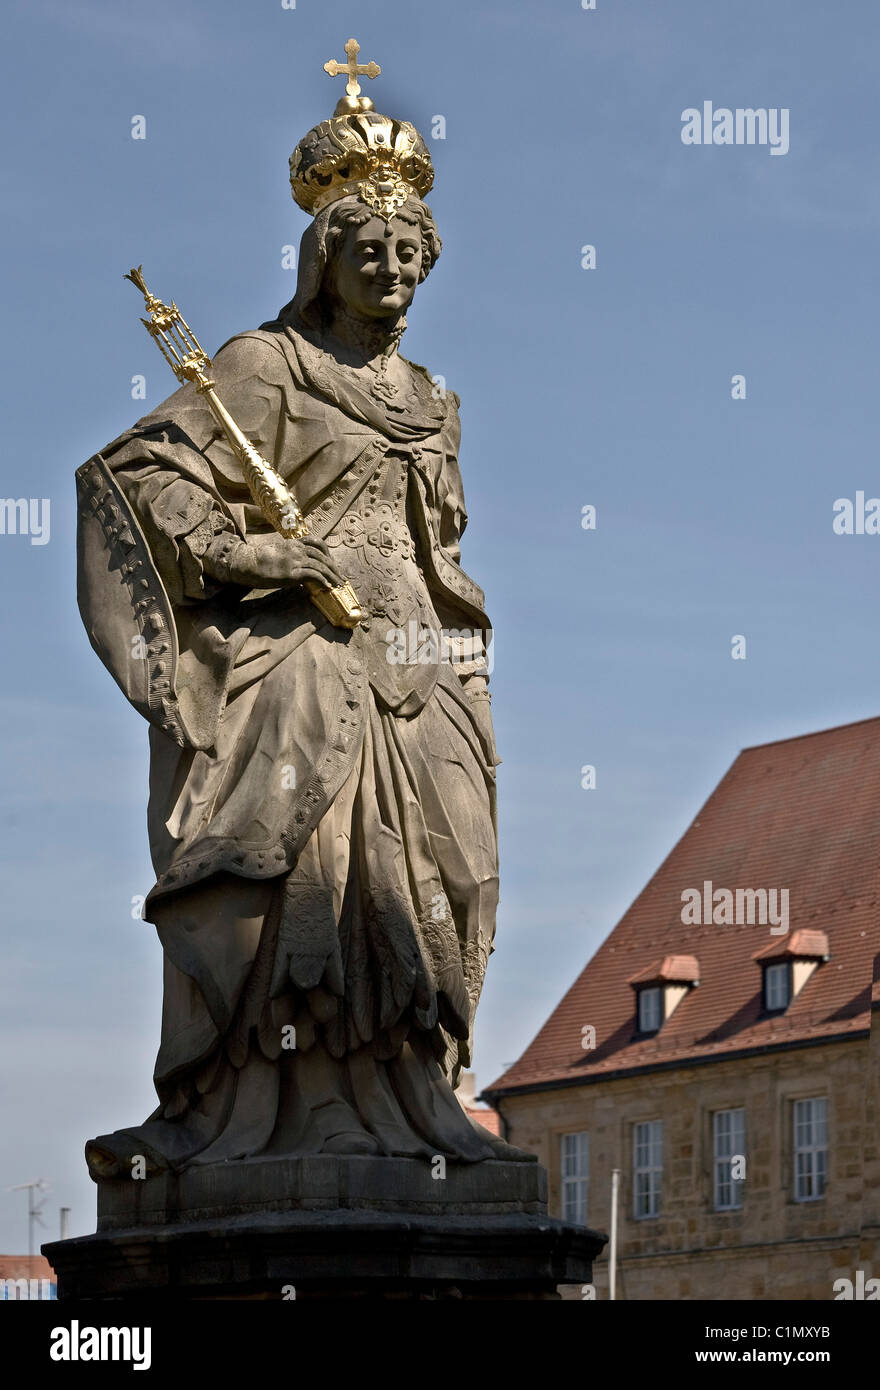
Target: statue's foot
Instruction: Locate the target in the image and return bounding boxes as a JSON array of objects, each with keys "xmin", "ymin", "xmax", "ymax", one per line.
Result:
[
  {"xmin": 471, "ymin": 1123, "xmax": 539, "ymax": 1163},
  {"xmin": 297, "ymin": 1091, "xmax": 383, "ymax": 1156},
  {"xmin": 320, "ymin": 1129, "xmax": 382, "ymax": 1156},
  {"xmin": 85, "ymin": 1131, "xmax": 168, "ymax": 1181}
]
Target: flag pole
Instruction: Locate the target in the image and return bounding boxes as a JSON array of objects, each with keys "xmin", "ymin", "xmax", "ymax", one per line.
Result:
[{"xmin": 609, "ymin": 1168, "xmax": 620, "ymax": 1300}]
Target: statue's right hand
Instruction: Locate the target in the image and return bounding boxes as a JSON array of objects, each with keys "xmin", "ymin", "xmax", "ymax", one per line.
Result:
[{"xmin": 204, "ymin": 534, "xmax": 346, "ymax": 591}]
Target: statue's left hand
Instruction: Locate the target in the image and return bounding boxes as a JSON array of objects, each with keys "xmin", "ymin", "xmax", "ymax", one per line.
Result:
[{"xmin": 204, "ymin": 533, "xmax": 346, "ymax": 592}]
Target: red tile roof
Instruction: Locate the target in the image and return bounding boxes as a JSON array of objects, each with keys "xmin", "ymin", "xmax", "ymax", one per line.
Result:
[
  {"xmin": 486, "ymin": 717, "xmax": 880, "ymax": 1097},
  {"xmin": 753, "ymin": 929, "xmax": 831, "ymax": 962},
  {"xmin": 628, "ymin": 954, "xmax": 701, "ymax": 985},
  {"xmin": 0, "ymin": 1255, "xmax": 56, "ymax": 1280},
  {"xmin": 467, "ymin": 1105, "xmax": 502, "ymax": 1136}
]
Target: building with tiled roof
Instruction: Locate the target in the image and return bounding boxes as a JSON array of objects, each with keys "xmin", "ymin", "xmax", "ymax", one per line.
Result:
[{"xmin": 484, "ymin": 717, "xmax": 880, "ymax": 1300}]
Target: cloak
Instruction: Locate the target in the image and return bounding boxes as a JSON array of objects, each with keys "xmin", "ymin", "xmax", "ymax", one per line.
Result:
[{"xmin": 77, "ymin": 316, "xmax": 493, "ymax": 911}]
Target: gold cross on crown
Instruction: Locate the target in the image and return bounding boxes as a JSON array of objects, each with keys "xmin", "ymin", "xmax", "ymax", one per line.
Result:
[{"xmin": 323, "ymin": 37, "xmax": 381, "ymax": 99}]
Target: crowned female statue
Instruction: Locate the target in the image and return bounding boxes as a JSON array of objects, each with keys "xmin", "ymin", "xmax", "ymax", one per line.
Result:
[{"xmin": 77, "ymin": 43, "xmax": 526, "ymax": 1176}]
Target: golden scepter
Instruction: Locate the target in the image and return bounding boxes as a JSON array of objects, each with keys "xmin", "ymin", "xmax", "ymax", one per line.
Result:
[{"xmin": 124, "ymin": 266, "xmax": 362, "ymax": 630}]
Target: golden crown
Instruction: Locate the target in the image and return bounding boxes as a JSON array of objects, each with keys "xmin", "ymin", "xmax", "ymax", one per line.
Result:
[{"xmin": 289, "ymin": 38, "xmax": 434, "ymax": 221}]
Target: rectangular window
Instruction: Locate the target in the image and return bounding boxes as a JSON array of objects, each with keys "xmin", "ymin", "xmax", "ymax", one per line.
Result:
[
  {"xmin": 793, "ymin": 1097, "xmax": 828, "ymax": 1201},
  {"xmin": 561, "ymin": 1131, "xmax": 589, "ymax": 1225},
  {"xmin": 633, "ymin": 1119, "xmax": 663, "ymax": 1218},
  {"xmin": 713, "ymin": 1108, "xmax": 746, "ymax": 1210},
  {"xmin": 638, "ymin": 986, "xmax": 662, "ymax": 1033},
  {"xmin": 764, "ymin": 961, "xmax": 790, "ymax": 1011}
]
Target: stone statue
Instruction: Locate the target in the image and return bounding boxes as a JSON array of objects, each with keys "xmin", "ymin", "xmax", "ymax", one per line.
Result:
[{"xmin": 76, "ymin": 41, "xmax": 527, "ymax": 1178}]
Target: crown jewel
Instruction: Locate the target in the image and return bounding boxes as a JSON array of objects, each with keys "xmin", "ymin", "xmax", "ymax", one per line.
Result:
[{"xmin": 289, "ymin": 38, "xmax": 434, "ymax": 221}]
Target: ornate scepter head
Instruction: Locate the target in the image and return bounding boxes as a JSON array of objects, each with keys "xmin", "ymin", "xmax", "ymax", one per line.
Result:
[{"xmin": 124, "ymin": 266, "xmax": 215, "ymax": 392}]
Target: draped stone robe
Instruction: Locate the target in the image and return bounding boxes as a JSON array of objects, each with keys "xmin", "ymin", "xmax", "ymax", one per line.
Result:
[{"xmin": 76, "ymin": 309, "xmax": 507, "ymax": 1172}]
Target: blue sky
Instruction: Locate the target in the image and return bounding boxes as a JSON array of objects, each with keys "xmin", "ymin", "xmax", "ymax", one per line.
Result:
[{"xmin": 1, "ymin": 0, "xmax": 877, "ymax": 1248}]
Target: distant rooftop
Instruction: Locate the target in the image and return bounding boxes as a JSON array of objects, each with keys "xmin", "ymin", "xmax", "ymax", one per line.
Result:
[{"xmin": 486, "ymin": 717, "xmax": 880, "ymax": 1098}]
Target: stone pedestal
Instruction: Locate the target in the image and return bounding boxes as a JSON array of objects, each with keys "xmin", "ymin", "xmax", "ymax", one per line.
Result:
[{"xmin": 45, "ymin": 1156, "xmax": 605, "ymax": 1299}]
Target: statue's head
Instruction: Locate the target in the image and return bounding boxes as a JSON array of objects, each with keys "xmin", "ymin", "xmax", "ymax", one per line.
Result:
[
  {"xmin": 288, "ymin": 194, "xmax": 441, "ymax": 329},
  {"xmin": 324, "ymin": 196, "xmax": 441, "ymax": 319},
  {"xmin": 286, "ymin": 65, "xmax": 440, "ymax": 328}
]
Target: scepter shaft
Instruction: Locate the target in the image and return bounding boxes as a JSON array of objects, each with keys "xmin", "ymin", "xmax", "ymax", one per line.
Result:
[{"xmin": 199, "ymin": 384, "xmax": 305, "ymax": 538}]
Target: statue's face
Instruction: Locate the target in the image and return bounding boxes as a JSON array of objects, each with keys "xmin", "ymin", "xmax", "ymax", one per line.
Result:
[{"xmin": 331, "ymin": 215, "xmax": 422, "ymax": 319}]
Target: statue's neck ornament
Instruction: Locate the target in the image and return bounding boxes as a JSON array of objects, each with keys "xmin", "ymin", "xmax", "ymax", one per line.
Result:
[
  {"xmin": 330, "ymin": 304, "xmax": 406, "ymax": 361},
  {"xmin": 325, "ymin": 305, "xmax": 407, "ymax": 402}
]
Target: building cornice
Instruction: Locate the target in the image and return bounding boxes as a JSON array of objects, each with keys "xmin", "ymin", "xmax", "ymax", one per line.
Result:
[{"xmin": 481, "ymin": 1028, "xmax": 870, "ymax": 1105}]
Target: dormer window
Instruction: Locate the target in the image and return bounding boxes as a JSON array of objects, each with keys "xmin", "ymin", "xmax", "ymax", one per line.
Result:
[
  {"xmin": 764, "ymin": 961, "xmax": 790, "ymax": 1011},
  {"xmin": 629, "ymin": 956, "xmax": 700, "ymax": 1034},
  {"xmin": 638, "ymin": 986, "xmax": 662, "ymax": 1033},
  {"xmin": 754, "ymin": 930, "xmax": 829, "ymax": 1014}
]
